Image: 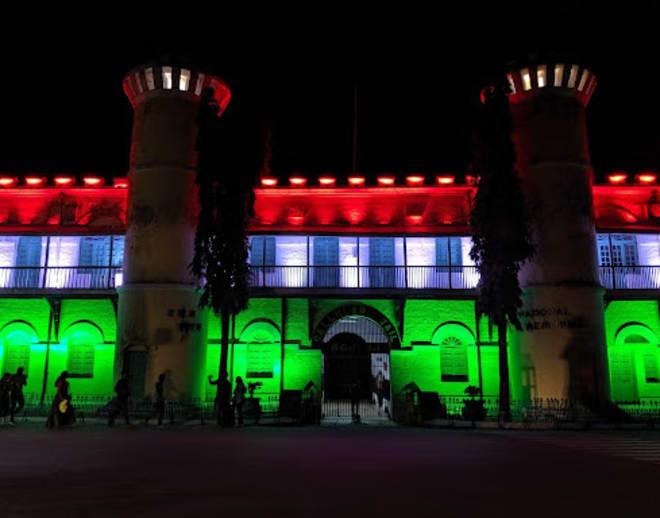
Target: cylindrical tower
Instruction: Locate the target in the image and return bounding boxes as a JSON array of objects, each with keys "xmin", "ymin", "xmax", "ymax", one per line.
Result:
[
  {"xmin": 117, "ymin": 63, "xmax": 231, "ymax": 399},
  {"xmin": 506, "ymin": 63, "xmax": 608, "ymax": 407}
]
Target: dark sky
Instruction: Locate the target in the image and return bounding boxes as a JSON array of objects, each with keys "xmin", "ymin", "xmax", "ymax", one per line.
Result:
[{"xmin": 2, "ymin": 9, "xmax": 659, "ymax": 183}]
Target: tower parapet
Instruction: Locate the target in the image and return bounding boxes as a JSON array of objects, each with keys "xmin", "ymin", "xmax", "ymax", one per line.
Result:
[{"xmin": 507, "ymin": 63, "xmax": 597, "ymax": 106}]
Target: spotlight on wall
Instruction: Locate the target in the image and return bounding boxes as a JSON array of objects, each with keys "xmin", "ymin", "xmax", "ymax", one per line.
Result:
[
  {"xmin": 83, "ymin": 176, "xmax": 104, "ymax": 187},
  {"xmin": 406, "ymin": 175, "xmax": 425, "ymax": 186},
  {"xmin": 636, "ymin": 172, "xmax": 657, "ymax": 185},
  {"xmin": 0, "ymin": 176, "xmax": 18, "ymax": 187},
  {"xmin": 25, "ymin": 176, "xmax": 45, "ymax": 187},
  {"xmin": 348, "ymin": 176, "xmax": 366, "ymax": 187},
  {"xmin": 289, "ymin": 176, "xmax": 307, "ymax": 187},
  {"xmin": 607, "ymin": 172, "xmax": 628, "ymax": 185},
  {"xmin": 54, "ymin": 175, "xmax": 75, "ymax": 186},
  {"xmin": 260, "ymin": 177, "xmax": 278, "ymax": 187},
  {"xmin": 435, "ymin": 175, "xmax": 455, "ymax": 186},
  {"xmin": 377, "ymin": 176, "xmax": 395, "ymax": 186},
  {"xmin": 318, "ymin": 176, "xmax": 336, "ymax": 187}
]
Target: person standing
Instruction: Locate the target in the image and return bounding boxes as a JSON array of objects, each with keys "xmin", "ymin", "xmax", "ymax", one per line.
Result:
[
  {"xmin": 109, "ymin": 374, "xmax": 131, "ymax": 426},
  {"xmin": 0, "ymin": 373, "xmax": 11, "ymax": 425},
  {"xmin": 350, "ymin": 377, "xmax": 361, "ymax": 423},
  {"xmin": 47, "ymin": 371, "xmax": 72, "ymax": 429},
  {"xmin": 154, "ymin": 373, "xmax": 166, "ymax": 427},
  {"xmin": 9, "ymin": 366, "xmax": 27, "ymax": 424},
  {"xmin": 209, "ymin": 372, "xmax": 232, "ymax": 427},
  {"xmin": 233, "ymin": 376, "xmax": 247, "ymax": 427}
]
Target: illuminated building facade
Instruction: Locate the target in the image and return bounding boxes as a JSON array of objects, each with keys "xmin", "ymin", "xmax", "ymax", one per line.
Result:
[{"xmin": 1, "ymin": 61, "xmax": 659, "ymax": 416}]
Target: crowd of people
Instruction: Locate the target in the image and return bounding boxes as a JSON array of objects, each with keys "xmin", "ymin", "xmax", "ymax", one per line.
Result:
[
  {"xmin": 0, "ymin": 366, "xmax": 27, "ymax": 425},
  {"xmin": 1, "ymin": 367, "xmax": 257, "ymax": 429}
]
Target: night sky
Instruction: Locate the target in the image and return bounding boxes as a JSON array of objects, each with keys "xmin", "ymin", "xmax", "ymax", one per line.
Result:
[{"xmin": 2, "ymin": 10, "xmax": 658, "ymax": 183}]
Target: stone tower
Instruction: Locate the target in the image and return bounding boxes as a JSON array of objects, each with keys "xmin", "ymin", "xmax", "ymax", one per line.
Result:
[
  {"xmin": 117, "ymin": 63, "xmax": 231, "ymax": 398},
  {"xmin": 506, "ymin": 63, "xmax": 608, "ymax": 407}
]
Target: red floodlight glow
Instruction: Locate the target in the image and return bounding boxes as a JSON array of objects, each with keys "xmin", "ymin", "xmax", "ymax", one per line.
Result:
[
  {"xmin": 83, "ymin": 176, "xmax": 104, "ymax": 186},
  {"xmin": 289, "ymin": 176, "xmax": 307, "ymax": 187},
  {"xmin": 607, "ymin": 172, "xmax": 628, "ymax": 185},
  {"xmin": 0, "ymin": 176, "xmax": 17, "ymax": 187},
  {"xmin": 377, "ymin": 176, "xmax": 395, "ymax": 186},
  {"xmin": 465, "ymin": 175, "xmax": 479, "ymax": 185},
  {"xmin": 25, "ymin": 176, "xmax": 45, "ymax": 186},
  {"xmin": 436, "ymin": 175, "xmax": 455, "ymax": 185},
  {"xmin": 348, "ymin": 176, "xmax": 366, "ymax": 186},
  {"xmin": 636, "ymin": 172, "xmax": 657, "ymax": 184},
  {"xmin": 113, "ymin": 177, "xmax": 129, "ymax": 188},
  {"xmin": 318, "ymin": 176, "xmax": 336, "ymax": 187},
  {"xmin": 261, "ymin": 177, "xmax": 278, "ymax": 187},
  {"xmin": 54, "ymin": 175, "xmax": 74, "ymax": 186},
  {"xmin": 406, "ymin": 175, "xmax": 425, "ymax": 186}
]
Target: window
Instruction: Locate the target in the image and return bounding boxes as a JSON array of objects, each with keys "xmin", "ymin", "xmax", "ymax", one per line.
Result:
[
  {"xmin": 5, "ymin": 344, "xmax": 30, "ymax": 374},
  {"xmin": 67, "ymin": 343, "xmax": 95, "ymax": 378},
  {"xmin": 436, "ymin": 237, "xmax": 462, "ymax": 272},
  {"xmin": 15, "ymin": 236, "xmax": 43, "ymax": 288},
  {"xmin": 440, "ymin": 336, "xmax": 468, "ymax": 382},
  {"xmin": 62, "ymin": 322, "xmax": 102, "ymax": 378},
  {"xmin": 0, "ymin": 322, "xmax": 36, "ymax": 374},
  {"xmin": 313, "ymin": 237, "xmax": 339, "ymax": 287},
  {"xmin": 597, "ymin": 234, "xmax": 640, "ymax": 266},
  {"xmin": 78, "ymin": 236, "xmax": 110, "ymax": 288},
  {"xmin": 369, "ymin": 237, "xmax": 395, "ymax": 288},
  {"xmin": 250, "ymin": 236, "xmax": 276, "ymax": 272}
]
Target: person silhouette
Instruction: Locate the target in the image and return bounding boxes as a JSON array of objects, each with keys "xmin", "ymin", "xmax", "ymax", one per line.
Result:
[
  {"xmin": 47, "ymin": 371, "xmax": 72, "ymax": 428},
  {"xmin": 233, "ymin": 376, "xmax": 247, "ymax": 427},
  {"xmin": 109, "ymin": 374, "xmax": 131, "ymax": 427},
  {"xmin": 0, "ymin": 373, "xmax": 11, "ymax": 425},
  {"xmin": 9, "ymin": 366, "xmax": 27, "ymax": 424}
]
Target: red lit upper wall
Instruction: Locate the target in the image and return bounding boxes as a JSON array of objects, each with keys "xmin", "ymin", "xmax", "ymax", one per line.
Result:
[
  {"xmin": 0, "ymin": 188, "xmax": 127, "ymax": 233},
  {"xmin": 0, "ymin": 183, "xmax": 659, "ymax": 234}
]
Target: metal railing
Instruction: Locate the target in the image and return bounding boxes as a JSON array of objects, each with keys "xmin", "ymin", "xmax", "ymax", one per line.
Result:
[
  {"xmin": 0, "ymin": 266, "xmax": 123, "ymax": 290},
  {"xmin": 249, "ymin": 265, "xmax": 480, "ymax": 290},
  {"xmin": 599, "ymin": 266, "xmax": 660, "ymax": 289}
]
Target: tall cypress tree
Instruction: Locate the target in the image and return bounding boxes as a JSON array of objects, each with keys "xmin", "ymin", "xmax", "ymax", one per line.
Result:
[
  {"xmin": 469, "ymin": 81, "xmax": 534, "ymax": 422},
  {"xmin": 192, "ymin": 87, "xmax": 265, "ymax": 383}
]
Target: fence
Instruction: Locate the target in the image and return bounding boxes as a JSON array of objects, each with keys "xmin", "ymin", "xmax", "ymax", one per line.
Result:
[
  {"xmin": 599, "ymin": 266, "xmax": 660, "ymax": 289},
  {"xmin": 0, "ymin": 267, "xmax": 123, "ymax": 290},
  {"xmin": 248, "ymin": 265, "xmax": 479, "ymax": 290}
]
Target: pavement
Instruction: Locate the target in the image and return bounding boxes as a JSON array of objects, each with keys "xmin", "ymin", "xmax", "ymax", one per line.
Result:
[{"xmin": 1, "ymin": 422, "xmax": 659, "ymax": 517}]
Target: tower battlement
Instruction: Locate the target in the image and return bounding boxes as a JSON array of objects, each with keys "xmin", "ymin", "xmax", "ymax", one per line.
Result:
[
  {"xmin": 122, "ymin": 63, "xmax": 231, "ymax": 113},
  {"xmin": 507, "ymin": 63, "xmax": 597, "ymax": 106}
]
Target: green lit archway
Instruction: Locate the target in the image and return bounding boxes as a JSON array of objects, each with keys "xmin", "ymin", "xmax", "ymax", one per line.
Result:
[
  {"xmin": 0, "ymin": 320, "xmax": 38, "ymax": 376},
  {"xmin": 60, "ymin": 321, "xmax": 104, "ymax": 379},
  {"xmin": 610, "ymin": 323, "xmax": 660, "ymax": 402}
]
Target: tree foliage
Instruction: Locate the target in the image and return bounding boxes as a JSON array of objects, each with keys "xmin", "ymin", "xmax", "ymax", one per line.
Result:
[
  {"xmin": 470, "ymin": 80, "xmax": 534, "ymax": 419},
  {"xmin": 192, "ymin": 87, "xmax": 265, "ymax": 375}
]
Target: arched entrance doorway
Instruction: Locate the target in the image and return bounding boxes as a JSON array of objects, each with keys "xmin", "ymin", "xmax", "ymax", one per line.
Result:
[{"xmin": 319, "ymin": 314, "xmax": 394, "ymax": 420}]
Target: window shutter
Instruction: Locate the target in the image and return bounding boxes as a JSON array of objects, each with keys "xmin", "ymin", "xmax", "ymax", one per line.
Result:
[
  {"xmin": 78, "ymin": 236, "xmax": 110, "ymax": 287},
  {"xmin": 68, "ymin": 343, "xmax": 95, "ymax": 378},
  {"xmin": 436, "ymin": 238, "xmax": 449, "ymax": 273},
  {"xmin": 440, "ymin": 337, "xmax": 468, "ymax": 382},
  {"xmin": 250, "ymin": 237, "xmax": 264, "ymax": 266},
  {"xmin": 5, "ymin": 344, "xmax": 30, "ymax": 374},
  {"xmin": 313, "ymin": 237, "xmax": 339, "ymax": 287},
  {"xmin": 450, "ymin": 237, "xmax": 462, "ymax": 267},
  {"xmin": 111, "ymin": 236, "xmax": 125, "ymax": 267},
  {"xmin": 644, "ymin": 351, "xmax": 659, "ymax": 383},
  {"xmin": 16, "ymin": 237, "xmax": 42, "ymax": 287},
  {"xmin": 369, "ymin": 238, "xmax": 394, "ymax": 287}
]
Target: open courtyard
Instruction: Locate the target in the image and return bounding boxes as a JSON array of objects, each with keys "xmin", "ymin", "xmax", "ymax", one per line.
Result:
[{"xmin": 1, "ymin": 423, "xmax": 659, "ymax": 517}]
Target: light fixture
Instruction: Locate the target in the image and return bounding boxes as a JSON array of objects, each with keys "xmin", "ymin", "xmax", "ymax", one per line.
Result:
[
  {"xmin": 25, "ymin": 176, "xmax": 45, "ymax": 186},
  {"xmin": 0, "ymin": 176, "xmax": 17, "ymax": 187},
  {"xmin": 318, "ymin": 176, "xmax": 336, "ymax": 187},
  {"xmin": 377, "ymin": 175, "xmax": 395, "ymax": 186},
  {"xmin": 289, "ymin": 176, "xmax": 307, "ymax": 187},
  {"xmin": 83, "ymin": 176, "xmax": 104, "ymax": 186},
  {"xmin": 406, "ymin": 175, "xmax": 425, "ymax": 186},
  {"xmin": 348, "ymin": 176, "xmax": 366, "ymax": 187},
  {"xmin": 260, "ymin": 177, "xmax": 278, "ymax": 187},
  {"xmin": 636, "ymin": 172, "xmax": 657, "ymax": 185},
  {"xmin": 607, "ymin": 172, "xmax": 628, "ymax": 185},
  {"xmin": 436, "ymin": 175, "xmax": 455, "ymax": 185},
  {"xmin": 54, "ymin": 175, "xmax": 74, "ymax": 186}
]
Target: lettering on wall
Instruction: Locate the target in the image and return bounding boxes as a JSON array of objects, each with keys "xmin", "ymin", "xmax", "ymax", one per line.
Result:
[
  {"xmin": 166, "ymin": 307, "xmax": 201, "ymax": 339},
  {"xmin": 517, "ymin": 306, "xmax": 588, "ymax": 332}
]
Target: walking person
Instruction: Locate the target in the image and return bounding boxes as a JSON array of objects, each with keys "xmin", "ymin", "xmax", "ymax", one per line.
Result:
[
  {"xmin": 47, "ymin": 371, "xmax": 73, "ymax": 429},
  {"xmin": 233, "ymin": 376, "xmax": 247, "ymax": 427},
  {"xmin": 109, "ymin": 374, "xmax": 131, "ymax": 427},
  {"xmin": 209, "ymin": 372, "xmax": 232, "ymax": 427},
  {"xmin": 0, "ymin": 373, "xmax": 11, "ymax": 425},
  {"xmin": 376, "ymin": 370, "xmax": 385, "ymax": 417},
  {"xmin": 350, "ymin": 377, "xmax": 361, "ymax": 423},
  {"xmin": 9, "ymin": 366, "xmax": 27, "ymax": 424},
  {"xmin": 154, "ymin": 372, "xmax": 166, "ymax": 427}
]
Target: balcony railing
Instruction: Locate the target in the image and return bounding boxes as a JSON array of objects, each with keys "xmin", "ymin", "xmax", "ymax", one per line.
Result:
[
  {"xmin": 0, "ymin": 267, "xmax": 123, "ymax": 290},
  {"xmin": 599, "ymin": 266, "xmax": 660, "ymax": 290},
  {"xmin": 248, "ymin": 265, "xmax": 480, "ymax": 290}
]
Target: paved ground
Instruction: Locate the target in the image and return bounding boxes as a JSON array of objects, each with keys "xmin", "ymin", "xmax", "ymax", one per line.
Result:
[{"xmin": 1, "ymin": 423, "xmax": 660, "ymax": 517}]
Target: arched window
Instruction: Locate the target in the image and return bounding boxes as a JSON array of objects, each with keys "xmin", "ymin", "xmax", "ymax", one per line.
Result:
[
  {"xmin": 239, "ymin": 321, "xmax": 280, "ymax": 380},
  {"xmin": 61, "ymin": 321, "xmax": 104, "ymax": 378},
  {"xmin": 432, "ymin": 323, "xmax": 475, "ymax": 383},
  {"xmin": 611, "ymin": 323, "xmax": 660, "ymax": 401},
  {"xmin": 0, "ymin": 321, "xmax": 37, "ymax": 374}
]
